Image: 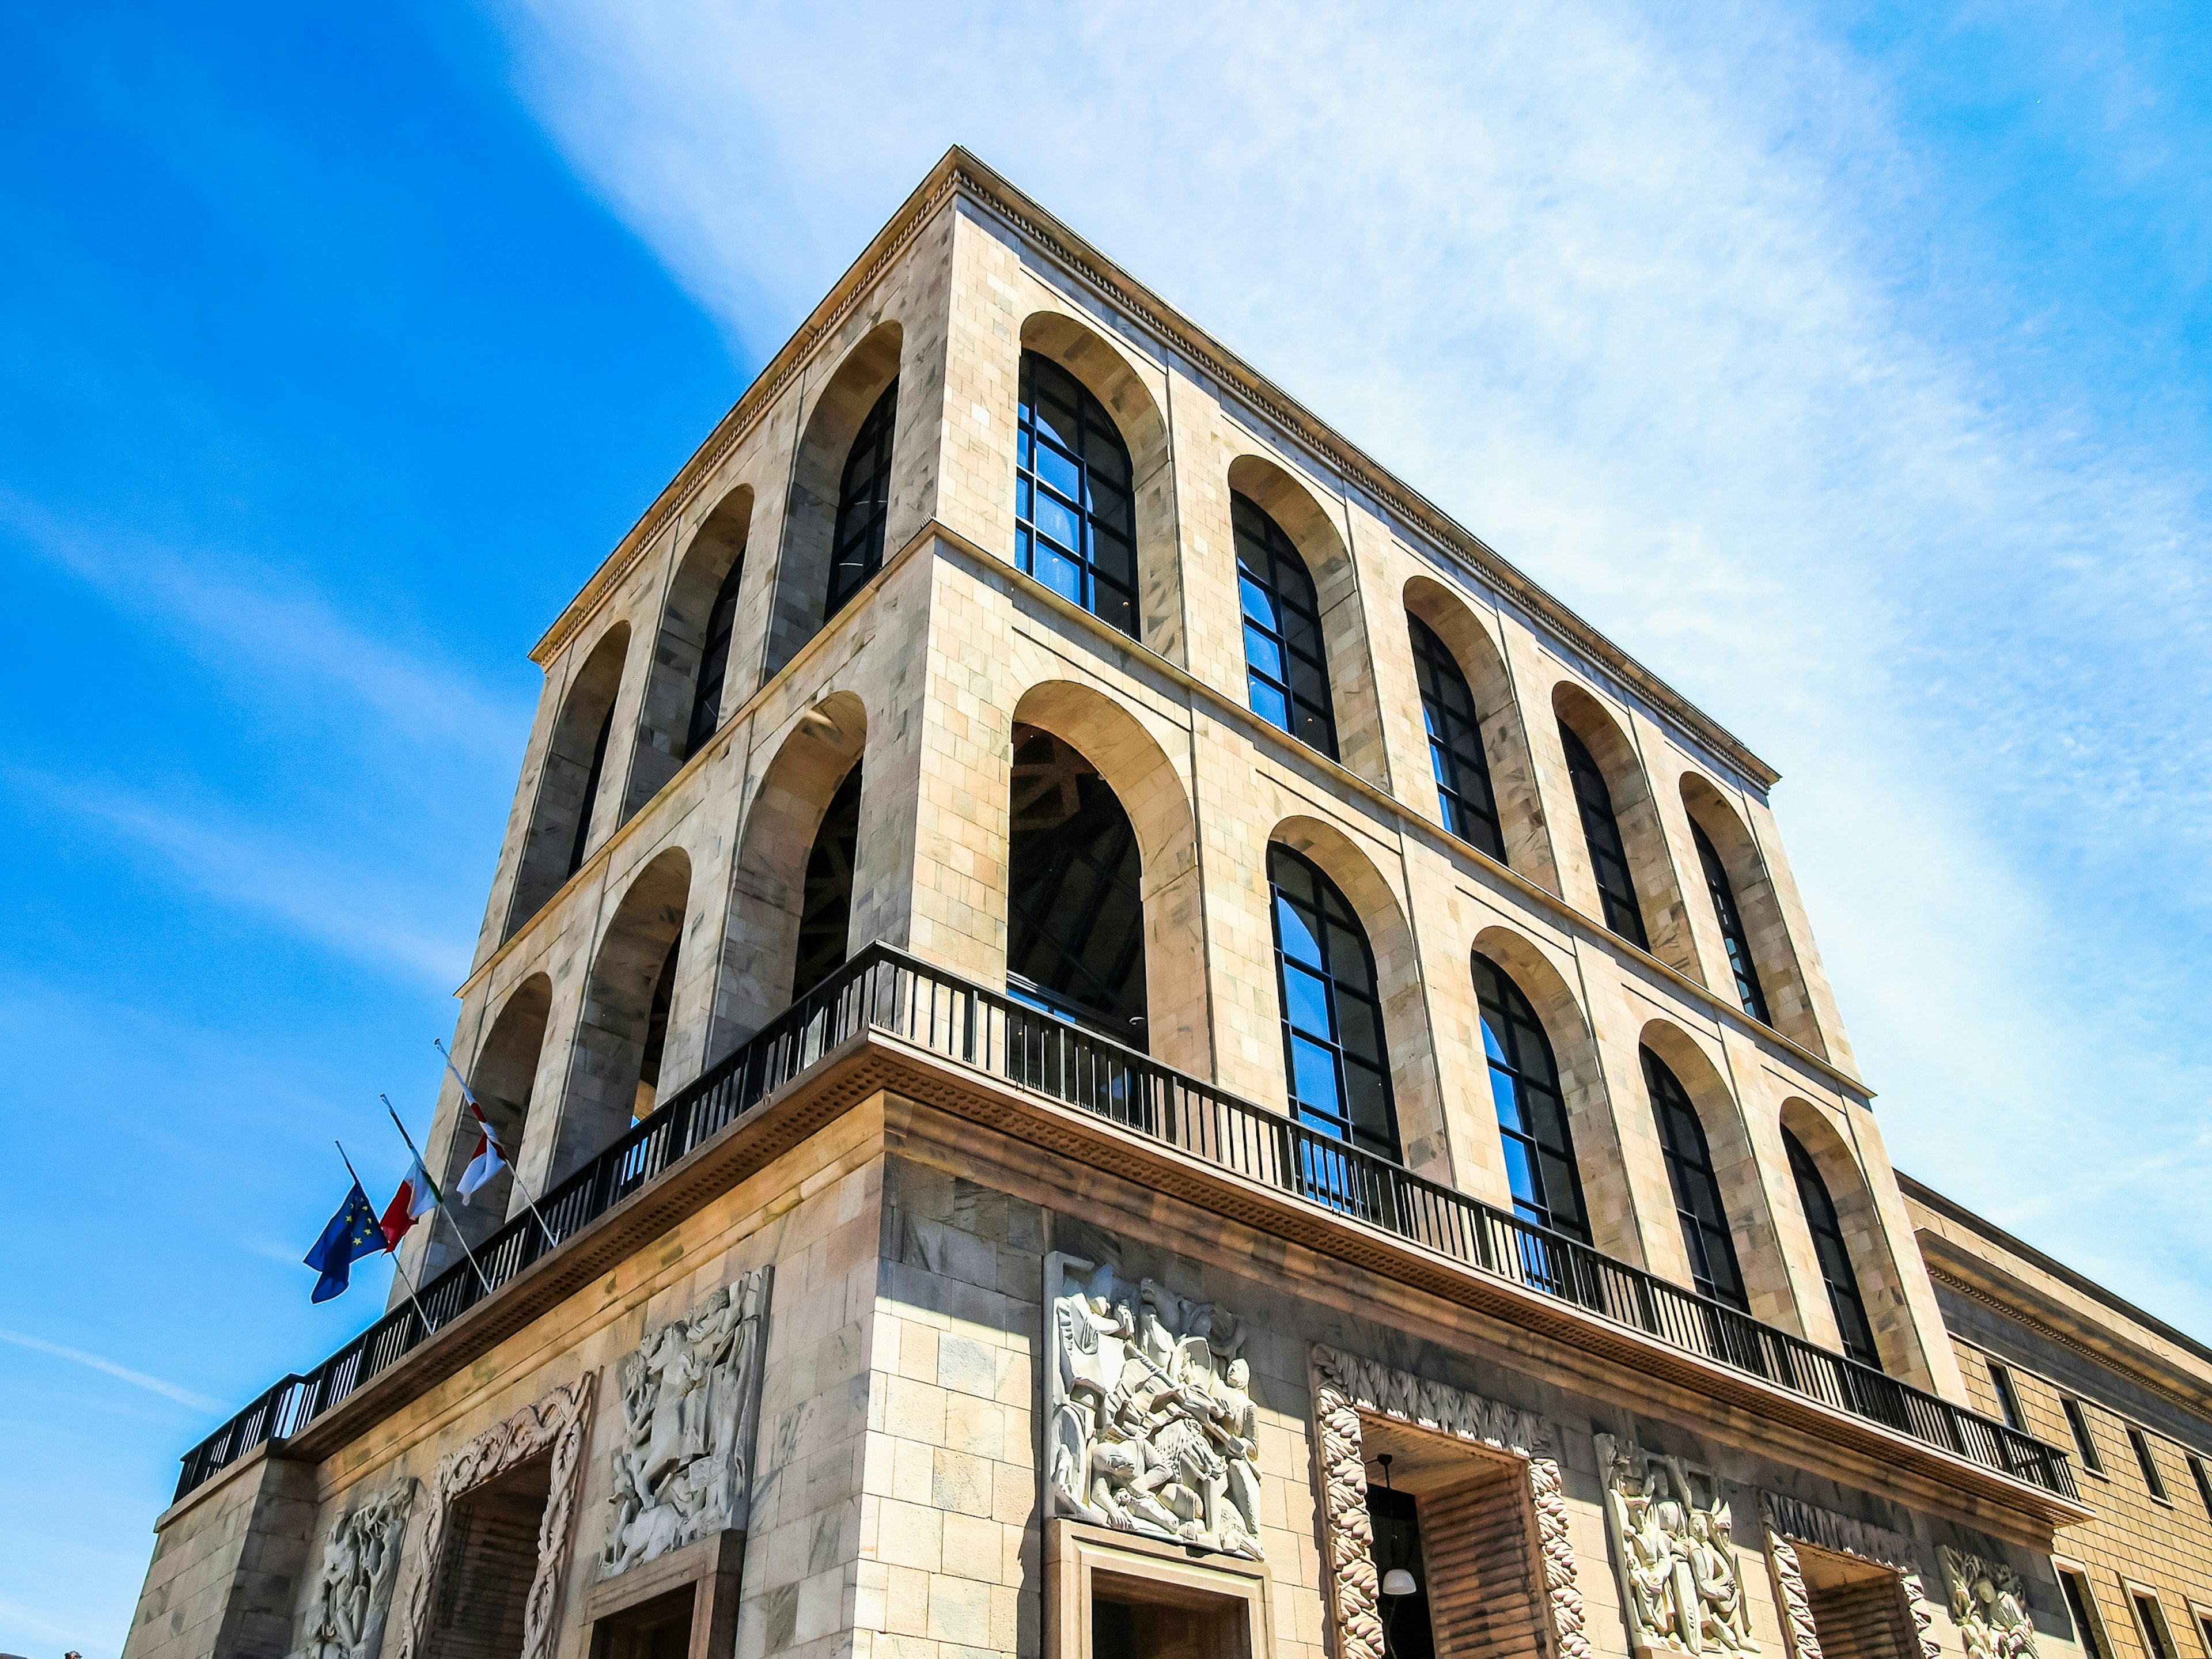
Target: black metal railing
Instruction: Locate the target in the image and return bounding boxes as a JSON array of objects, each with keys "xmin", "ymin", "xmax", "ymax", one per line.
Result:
[{"xmin": 177, "ymin": 944, "xmax": 2077, "ymax": 1503}]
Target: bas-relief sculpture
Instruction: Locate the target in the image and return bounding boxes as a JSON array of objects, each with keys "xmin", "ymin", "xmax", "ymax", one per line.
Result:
[
  {"xmin": 298, "ymin": 1479, "xmax": 415, "ymax": 1659},
  {"xmin": 1044, "ymin": 1251, "xmax": 1262, "ymax": 1559},
  {"xmin": 1938, "ymin": 1546, "xmax": 2039, "ymax": 1659},
  {"xmin": 1597, "ymin": 1434, "xmax": 1759, "ymax": 1658},
  {"xmin": 1310, "ymin": 1345, "xmax": 1590, "ymax": 1659},
  {"xmin": 603, "ymin": 1265, "xmax": 772, "ymax": 1577},
  {"xmin": 1759, "ymin": 1494, "xmax": 1941, "ymax": 1659}
]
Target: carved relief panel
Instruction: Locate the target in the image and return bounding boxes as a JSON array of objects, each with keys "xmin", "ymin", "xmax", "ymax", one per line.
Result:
[
  {"xmin": 298, "ymin": 1478, "xmax": 415, "ymax": 1659},
  {"xmin": 1938, "ymin": 1546, "xmax": 2039, "ymax": 1659},
  {"xmin": 603, "ymin": 1265, "xmax": 773, "ymax": 1577},
  {"xmin": 1596, "ymin": 1433, "xmax": 1759, "ymax": 1657},
  {"xmin": 1044, "ymin": 1251, "xmax": 1263, "ymax": 1559}
]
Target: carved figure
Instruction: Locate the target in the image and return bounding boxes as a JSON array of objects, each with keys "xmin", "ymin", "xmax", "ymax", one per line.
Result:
[
  {"xmin": 303, "ymin": 1479, "xmax": 414, "ymax": 1659},
  {"xmin": 601, "ymin": 1266, "xmax": 772, "ymax": 1578},
  {"xmin": 1597, "ymin": 1435, "xmax": 1758, "ymax": 1657},
  {"xmin": 1938, "ymin": 1547, "xmax": 2038, "ymax": 1659},
  {"xmin": 1043, "ymin": 1251, "xmax": 1260, "ymax": 1559}
]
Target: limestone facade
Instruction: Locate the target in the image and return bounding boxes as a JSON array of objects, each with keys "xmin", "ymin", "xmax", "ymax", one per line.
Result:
[
  {"xmin": 1905, "ymin": 1180, "xmax": 2212, "ymax": 1659},
  {"xmin": 120, "ymin": 149, "xmax": 2127, "ymax": 1659}
]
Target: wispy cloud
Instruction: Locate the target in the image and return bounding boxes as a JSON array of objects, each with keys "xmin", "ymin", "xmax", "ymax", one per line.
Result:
[
  {"xmin": 0, "ymin": 1325, "xmax": 221, "ymax": 1413},
  {"xmin": 499, "ymin": 0, "xmax": 2212, "ymax": 1321}
]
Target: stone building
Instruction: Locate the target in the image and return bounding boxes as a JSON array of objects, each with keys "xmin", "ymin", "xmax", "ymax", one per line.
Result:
[
  {"xmin": 122, "ymin": 147, "xmax": 2111, "ymax": 1659},
  {"xmin": 1903, "ymin": 1179, "xmax": 2212, "ymax": 1659}
]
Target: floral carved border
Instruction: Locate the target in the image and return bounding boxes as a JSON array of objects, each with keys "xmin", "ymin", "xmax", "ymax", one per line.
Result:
[
  {"xmin": 1310, "ymin": 1346, "xmax": 1589, "ymax": 1659},
  {"xmin": 396, "ymin": 1372, "xmax": 596, "ymax": 1659},
  {"xmin": 1760, "ymin": 1493, "xmax": 1941, "ymax": 1659}
]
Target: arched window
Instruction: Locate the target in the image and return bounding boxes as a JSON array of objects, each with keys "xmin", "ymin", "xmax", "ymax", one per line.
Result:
[
  {"xmin": 1559, "ymin": 722, "xmax": 1648, "ymax": 949},
  {"xmin": 791, "ymin": 766, "xmax": 862, "ymax": 999},
  {"xmin": 1236, "ymin": 494, "xmax": 1336, "ymax": 759},
  {"xmin": 634, "ymin": 935, "xmax": 680, "ymax": 1120},
  {"xmin": 1410, "ymin": 616, "xmax": 1504, "ymax": 860},
  {"xmin": 567, "ymin": 698, "xmax": 618, "ymax": 878},
  {"xmin": 1643, "ymin": 1047, "xmax": 1748, "ymax": 1310},
  {"xmin": 1268, "ymin": 846, "xmax": 1396, "ymax": 1161},
  {"xmin": 1691, "ymin": 821, "xmax": 1770, "ymax": 1024},
  {"xmin": 683, "ymin": 555, "xmax": 748, "ymax": 759},
  {"xmin": 1474, "ymin": 953, "xmax": 1588, "ymax": 1241},
  {"xmin": 1006, "ymin": 727, "xmax": 1148, "ymax": 1045},
  {"xmin": 825, "ymin": 380, "xmax": 898, "ymax": 619},
  {"xmin": 1783, "ymin": 1127, "xmax": 1880, "ymax": 1367},
  {"xmin": 1016, "ymin": 351, "xmax": 1137, "ymax": 638}
]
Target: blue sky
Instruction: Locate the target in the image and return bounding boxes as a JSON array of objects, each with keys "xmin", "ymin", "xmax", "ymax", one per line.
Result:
[{"xmin": 2, "ymin": 1, "xmax": 2206, "ymax": 1649}]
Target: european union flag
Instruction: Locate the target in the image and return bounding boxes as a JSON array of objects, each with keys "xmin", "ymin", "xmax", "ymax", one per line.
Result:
[{"xmin": 305, "ymin": 1179, "xmax": 387, "ymax": 1302}]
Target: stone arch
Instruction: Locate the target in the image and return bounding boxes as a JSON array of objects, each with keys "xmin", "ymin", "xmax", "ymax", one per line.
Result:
[
  {"xmin": 713, "ymin": 691, "xmax": 869, "ymax": 1055},
  {"xmin": 1637, "ymin": 1020, "xmax": 1796, "ymax": 1330},
  {"xmin": 1009, "ymin": 679, "xmax": 1207, "ymax": 1074},
  {"xmin": 427, "ymin": 975, "xmax": 551, "ymax": 1272},
  {"xmin": 1229, "ymin": 454, "xmax": 1388, "ymax": 789},
  {"xmin": 768, "ymin": 323, "xmax": 904, "ymax": 676},
  {"xmin": 1679, "ymin": 773, "xmax": 1823, "ymax": 1055},
  {"xmin": 1552, "ymin": 683, "xmax": 1698, "ymax": 979},
  {"xmin": 1268, "ymin": 816, "xmax": 1445, "ymax": 1179},
  {"xmin": 509, "ymin": 624, "xmax": 631, "ymax": 938},
  {"xmin": 1405, "ymin": 577, "xmax": 1551, "ymax": 884},
  {"xmin": 1778, "ymin": 1098, "xmax": 1922, "ymax": 1380},
  {"xmin": 1471, "ymin": 926, "xmax": 1639, "ymax": 1264},
  {"xmin": 555, "ymin": 847, "xmax": 692, "ymax": 1183},
  {"xmin": 1018, "ymin": 310, "xmax": 1181, "ymax": 660},
  {"xmin": 624, "ymin": 484, "xmax": 755, "ymax": 816}
]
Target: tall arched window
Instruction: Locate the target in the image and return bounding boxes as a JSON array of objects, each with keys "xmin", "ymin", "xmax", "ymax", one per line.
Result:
[
  {"xmin": 1236, "ymin": 494, "xmax": 1336, "ymax": 759},
  {"xmin": 1016, "ymin": 351, "xmax": 1137, "ymax": 638},
  {"xmin": 683, "ymin": 555, "xmax": 747, "ymax": 759},
  {"xmin": 567, "ymin": 699, "xmax": 618, "ymax": 878},
  {"xmin": 1643, "ymin": 1047, "xmax": 1748, "ymax": 1310},
  {"xmin": 634, "ymin": 935, "xmax": 680, "ymax": 1120},
  {"xmin": 1691, "ymin": 821, "xmax": 1770, "ymax": 1024},
  {"xmin": 791, "ymin": 766, "xmax": 862, "ymax": 999},
  {"xmin": 1006, "ymin": 727, "xmax": 1147, "ymax": 1045},
  {"xmin": 1474, "ymin": 953, "xmax": 1588, "ymax": 1241},
  {"xmin": 1410, "ymin": 616, "xmax": 1503, "ymax": 860},
  {"xmin": 1268, "ymin": 846, "xmax": 1396, "ymax": 1161},
  {"xmin": 1783, "ymin": 1127, "xmax": 1880, "ymax": 1367},
  {"xmin": 1559, "ymin": 722, "xmax": 1648, "ymax": 949},
  {"xmin": 825, "ymin": 381, "xmax": 898, "ymax": 619}
]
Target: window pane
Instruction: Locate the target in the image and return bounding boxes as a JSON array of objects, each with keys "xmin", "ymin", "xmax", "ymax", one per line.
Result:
[{"xmin": 1291, "ymin": 1036, "xmax": 1342, "ymax": 1115}]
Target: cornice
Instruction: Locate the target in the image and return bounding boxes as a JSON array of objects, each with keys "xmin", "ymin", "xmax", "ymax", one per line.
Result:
[{"xmin": 529, "ymin": 146, "xmax": 1778, "ymax": 790}]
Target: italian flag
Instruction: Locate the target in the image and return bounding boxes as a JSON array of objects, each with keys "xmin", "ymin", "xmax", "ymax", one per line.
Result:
[
  {"xmin": 456, "ymin": 1101, "xmax": 507, "ymax": 1205},
  {"xmin": 379, "ymin": 1156, "xmax": 438, "ymax": 1251}
]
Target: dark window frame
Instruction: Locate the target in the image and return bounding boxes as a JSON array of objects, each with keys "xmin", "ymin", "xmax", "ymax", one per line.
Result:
[
  {"xmin": 1410, "ymin": 615, "xmax": 1505, "ymax": 861},
  {"xmin": 2062, "ymin": 1396, "xmax": 2105, "ymax": 1474},
  {"xmin": 1267, "ymin": 844, "xmax": 1399, "ymax": 1162},
  {"xmin": 790, "ymin": 766, "xmax": 862, "ymax": 1001},
  {"xmin": 1987, "ymin": 1360, "xmax": 2027, "ymax": 1432},
  {"xmin": 1559, "ymin": 721, "xmax": 1649, "ymax": 949},
  {"xmin": 1474, "ymin": 952, "xmax": 1589, "ymax": 1242},
  {"xmin": 1690, "ymin": 819, "xmax": 1771, "ymax": 1024},
  {"xmin": 1781, "ymin": 1126, "xmax": 1881, "ymax": 1369},
  {"xmin": 1234, "ymin": 494, "xmax": 1338, "ymax": 759},
  {"xmin": 2058, "ymin": 1569, "xmax": 2108, "ymax": 1659},
  {"xmin": 1644, "ymin": 1047, "xmax": 1749, "ymax": 1310},
  {"xmin": 2134, "ymin": 1592, "xmax": 2179, "ymax": 1659},
  {"xmin": 825, "ymin": 380, "xmax": 899, "ymax": 620},
  {"xmin": 2188, "ymin": 1452, "xmax": 2212, "ymax": 1521},
  {"xmin": 566, "ymin": 699, "xmax": 617, "ymax": 879},
  {"xmin": 2129, "ymin": 1426, "xmax": 2171, "ymax": 1502},
  {"xmin": 683, "ymin": 554, "xmax": 748, "ymax": 759},
  {"xmin": 1016, "ymin": 351, "xmax": 1139, "ymax": 639}
]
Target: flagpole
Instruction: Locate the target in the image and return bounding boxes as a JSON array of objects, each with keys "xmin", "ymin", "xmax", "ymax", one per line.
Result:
[
  {"xmin": 381, "ymin": 1096, "xmax": 494, "ymax": 1296},
  {"xmin": 433, "ymin": 1037, "xmax": 559, "ymax": 1247},
  {"xmin": 335, "ymin": 1140, "xmax": 434, "ymax": 1336}
]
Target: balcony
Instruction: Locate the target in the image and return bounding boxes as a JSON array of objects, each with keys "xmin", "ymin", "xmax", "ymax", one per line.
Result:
[{"xmin": 175, "ymin": 943, "xmax": 2079, "ymax": 1508}]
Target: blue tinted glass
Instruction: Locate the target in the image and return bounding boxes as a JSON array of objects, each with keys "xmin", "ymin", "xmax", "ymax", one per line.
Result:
[
  {"xmin": 1491, "ymin": 1067, "xmax": 1524, "ymax": 1130},
  {"xmin": 1239, "ymin": 575, "xmax": 1277, "ymax": 628},
  {"xmin": 1243, "ymin": 624, "xmax": 1284, "ymax": 681},
  {"xmin": 1017, "ymin": 426, "xmax": 1032, "ymax": 469},
  {"xmin": 1033, "ymin": 492, "xmax": 1080, "ymax": 551},
  {"xmin": 1249, "ymin": 678, "xmax": 1289, "ymax": 729},
  {"xmin": 1275, "ymin": 894, "xmax": 1323, "ymax": 967},
  {"xmin": 1035, "ymin": 442, "xmax": 1080, "ymax": 501},
  {"xmin": 1036, "ymin": 544, "xmax": 1083, "ymax": 603},
  {"xmin": 1282, "ymin": 963, "xmax": 1333, "ymax": 1039},
  {"xmin": 1499, "ymin": 1134, "xmax": 1537, "ymax": 1205},
  {"xmin": 1016, "ymin": 475, "xmax": 1031, "ymax": 522},
  {"xmin": 1014, "ymin": 527, "xmax": 1031, "ymax": 570},
  {"xmin": 1291, "ymin": 1037, "xmax": 1342, "ymax": 1116},
  {"xmin": 1480, "ymin": 1015, "xmax": 1508, "ymax": 1063}
]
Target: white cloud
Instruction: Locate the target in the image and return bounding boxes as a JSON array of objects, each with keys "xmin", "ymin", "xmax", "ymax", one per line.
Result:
[
  {"xmin": 494, "ymin": 0, "xmax": 2212, "ymax": 1324},
  {"xmin": 0, "ymin": 1325, "xmax": 221, "ymax": 1414}
]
